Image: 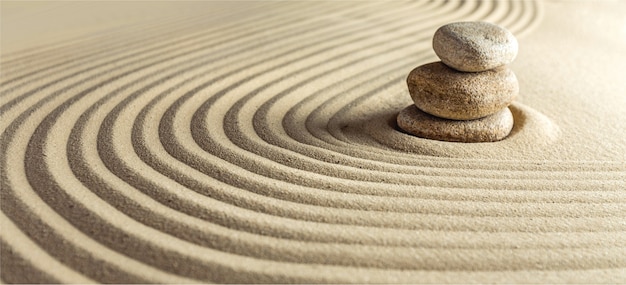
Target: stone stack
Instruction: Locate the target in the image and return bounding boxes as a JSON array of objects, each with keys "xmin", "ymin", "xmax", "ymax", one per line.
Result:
[{"xmin": 397, "ymin": 22, "xmax": 519, "ymax": 143}]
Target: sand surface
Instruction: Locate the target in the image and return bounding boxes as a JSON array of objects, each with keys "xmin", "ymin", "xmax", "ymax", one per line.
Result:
[{"xmin": 1, "ymin": 0, "xmax": 625, "ymax": 283}]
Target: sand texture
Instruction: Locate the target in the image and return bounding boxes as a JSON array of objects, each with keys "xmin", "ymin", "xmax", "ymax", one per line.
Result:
[{"xmin": 1, "ymin": 0, "xmax": 625, "ymax": 283}]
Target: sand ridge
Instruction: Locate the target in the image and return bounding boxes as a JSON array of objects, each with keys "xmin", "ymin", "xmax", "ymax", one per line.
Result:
[{"xmin": 2, "ymin": 0, "xmax": 626, "ymax": 283}]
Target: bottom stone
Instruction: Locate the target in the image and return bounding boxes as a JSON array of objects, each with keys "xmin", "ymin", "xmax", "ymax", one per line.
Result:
[{"xmin": 397, "ymin": 105, "xmax": 514, "ymax": 143}]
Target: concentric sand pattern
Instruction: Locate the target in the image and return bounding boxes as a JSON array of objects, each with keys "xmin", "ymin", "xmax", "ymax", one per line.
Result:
[{"xmin": 2, "ymin": 1, "xmax": 626, "ymax": 283}]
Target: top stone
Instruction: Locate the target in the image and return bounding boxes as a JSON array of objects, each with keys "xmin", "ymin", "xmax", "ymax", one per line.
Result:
[{"xmin": 433, "ymin": 22, "xmax": 518, "ymax": 72}]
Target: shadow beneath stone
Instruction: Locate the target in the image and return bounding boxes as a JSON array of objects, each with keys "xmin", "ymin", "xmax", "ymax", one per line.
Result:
[{"xmin": 362, "ymin": 101, "xmax": 560, "ymax": 159}]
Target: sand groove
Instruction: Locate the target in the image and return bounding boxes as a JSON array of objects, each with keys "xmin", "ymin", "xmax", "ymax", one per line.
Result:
[{"xmin": 2, "ymin": 0, "xmax": 626, "ymax": 283}]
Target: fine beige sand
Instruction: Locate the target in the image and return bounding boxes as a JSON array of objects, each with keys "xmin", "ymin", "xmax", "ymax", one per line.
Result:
[{"xmin": 1, "ymin": 0, "xmax": 625, "ymax": 283}]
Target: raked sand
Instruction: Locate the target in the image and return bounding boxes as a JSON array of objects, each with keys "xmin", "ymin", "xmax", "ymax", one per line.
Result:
[{"xmin": 1, "ymin": 0, "xmax": 625, "ymax": 283}]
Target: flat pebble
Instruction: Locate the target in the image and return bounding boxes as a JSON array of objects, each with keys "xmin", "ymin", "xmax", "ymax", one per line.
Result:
[
  {"xmin": 407, "ymin": 62, "xmax": 518, "ymax": 120},
  {"xmin": 397, "ymin": 105, "xmax": 514, "ymax": 143},
  {"xmin": 433, "ymin": 21, "xmax": 518, "ymax": 72}
]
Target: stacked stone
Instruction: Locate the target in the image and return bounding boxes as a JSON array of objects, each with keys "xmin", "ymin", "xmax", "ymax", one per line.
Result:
[{"xmin": 397, "ymin": 22, "xmax": 519, "ymax": 143}]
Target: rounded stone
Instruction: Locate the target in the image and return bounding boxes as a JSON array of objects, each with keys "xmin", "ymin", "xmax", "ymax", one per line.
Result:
[
  {"xmin": 433, "ymin": 21, "xmax": 518, "ymax": 72},
  {"xmin": 396, "ymin": 105, "xmax": 514, "ymax": 143},
  {"xmin": 407, "ymin": 62, "xmax": 518, "ymax": 120}
]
